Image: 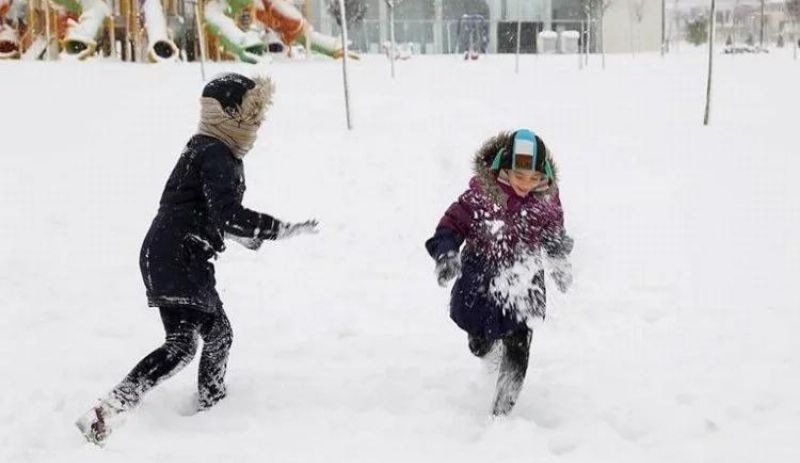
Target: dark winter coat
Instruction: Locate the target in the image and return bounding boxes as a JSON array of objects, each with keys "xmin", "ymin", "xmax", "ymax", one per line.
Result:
[
  {"xmin": 425, "ymin": 133, "xmax": 568, "ymax": 340},
  {"xmin": 140, "ymin": 134, "xmax": 280, "ymax": 312}
]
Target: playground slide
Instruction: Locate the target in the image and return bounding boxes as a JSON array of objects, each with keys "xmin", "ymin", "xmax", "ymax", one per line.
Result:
[
  {"xmin": 204, "ymin": 0, "xmax": 265, "ymax": 64},
  {"xmin": 0, "ymin": 0, "xmax": 20, "ymax": 59},
  {"xmin": 255, "ymin": 0, "xmax": 357, "ymax": 59},
  {"xmin": 142, "ymin": 0, "xmax": 179, "ymax": 62},
  {"xmin": 0, "ymin": 24, "xmax": 19, "ymax": 59},
  {"xmin": 21, "ymin": 36, "xmax": 48, "ymax": 60},
  {"xmin": 52, "ymin": 0, "xmax": 111, "ymax": 59},
  {"xmin": 204, "ymin": 0, "xmax": 357, "ymax": 63}
]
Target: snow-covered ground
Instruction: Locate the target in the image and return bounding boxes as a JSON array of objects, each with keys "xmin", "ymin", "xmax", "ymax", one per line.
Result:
[{"xmin": 1, "ymin": 50, "xmax": 798, "ymax": 463}]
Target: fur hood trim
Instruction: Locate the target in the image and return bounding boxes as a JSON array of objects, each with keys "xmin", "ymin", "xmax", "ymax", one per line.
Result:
[{"xmin": 472, "ymin": 131, "xmax": 560, "ymax": 205}]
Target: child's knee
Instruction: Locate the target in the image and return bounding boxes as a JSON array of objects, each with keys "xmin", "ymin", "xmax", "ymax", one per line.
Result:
[{"xmin": 165, "ymin": 332, "xmax": 200, "ymax": 361}]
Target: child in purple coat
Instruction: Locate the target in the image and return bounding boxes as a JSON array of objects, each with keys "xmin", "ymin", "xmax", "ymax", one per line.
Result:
[{"xmin": 425, "ymin": 129, "xmax": 573, "ymax": 416}]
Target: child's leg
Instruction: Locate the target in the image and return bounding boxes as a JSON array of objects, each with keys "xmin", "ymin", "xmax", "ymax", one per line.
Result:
[
  {"xmin": 106, "ymin": 307, "xmax": 204, "ymax": 410},
  {"xmin": 196, "ymin": 308, "xmax": 233, "ymax": 410},
  {"xmin": 491, "ymin": 328, "xmax": 532, "ymax": 416},
  {"xmin": 77, "ymin": 307, "xmax": 205, "ymax": 444}
]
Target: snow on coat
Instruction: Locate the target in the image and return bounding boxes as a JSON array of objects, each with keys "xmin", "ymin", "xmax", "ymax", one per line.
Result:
[
  {"xmin": 140, "ymin": 134, "xmax": 280, "ymax": 312},
  {"xmin": 425, "ymin": 132, "xmax": 567, "ymax": 340}
]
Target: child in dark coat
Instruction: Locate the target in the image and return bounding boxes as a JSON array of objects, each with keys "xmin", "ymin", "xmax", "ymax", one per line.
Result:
[
  {"xmin": 76, "ymin": 73, "xmax": 318, "ymax": 444},
  {"xmin": 425, "ymin": 129, "xmax": 573, "ymax": 416}
]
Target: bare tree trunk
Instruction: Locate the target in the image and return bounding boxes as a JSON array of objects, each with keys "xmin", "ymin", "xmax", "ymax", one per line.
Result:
[
  {"xmin": 389, "ymin": 3, "xmax": 396, "ymax": 79},
  {"xmin": 759, "ymin": 0, "xmax": 765, "ymax": 48},
  {"xmin": 515, "ymin": 19, "xmax": 522, "ymax": 74},
  {"xmin": 661, "ymin": 0, "xmax": 666, "ymax": 55},
  {"xmin": 585, "ymin": 12, "xmax": 591, "ymax": 65},
  {"xmin": 704, "ymin": 0, "xmax": 716, "ymax": 126},
  {"xmin": 601, "ymin": 10, "xmax": 606, "ymax": 69},
  {"xmin": 579, "ymin": 20, "xmax": 585, "ymax": 69},
  {"xmin": 338, "ymin": 0, "xmax": 353, "ymax": 130}
]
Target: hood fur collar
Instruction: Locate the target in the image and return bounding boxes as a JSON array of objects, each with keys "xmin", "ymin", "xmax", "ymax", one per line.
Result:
[{"xmin": 473, "ymin": 131, "xmax": 560, "ymax": 206}]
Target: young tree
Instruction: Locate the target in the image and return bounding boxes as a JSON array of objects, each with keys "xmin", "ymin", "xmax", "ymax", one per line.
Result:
[
  {"xmin": 327, "ymin": 0, "xmax": 367, "ymax": 27},
  {"xmin": 578, "ymin": 0, "xmax": 609, "ymax": 65},
  {"xmin": 703, "ymin": 0, "xmax": 716, "ymax": 126},
  {"xmin": 598, "ymin": 0, "xmax": 613, "ymax": 68},
  {"xmin": 329, "ymin": 0, "xmax": 356, "ymax": 129},
  {"xmin": 787, "ymin": 0, "xmax": 800, "ymax": 59},
  {"xmin": 384, "ymin": 0, "xmax": 405, "ymax": 78}
]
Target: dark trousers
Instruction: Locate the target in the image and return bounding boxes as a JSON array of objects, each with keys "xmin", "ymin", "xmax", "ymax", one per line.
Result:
[
  {"xmin": 109, "ymin": 306, "xmax": 233, "ymax": 411},
  {"xmin": 469, "ymin": 328, "xmax": 532, "ymax": 415}
]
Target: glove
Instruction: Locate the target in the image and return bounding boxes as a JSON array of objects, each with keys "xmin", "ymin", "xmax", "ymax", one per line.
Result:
[
  {"xmin": 542, "ymin": 229, "xmax": 574, "ymax": 258},
  {"xmin": 275, "ymin": 219, "xmax": 319, "ymax": 240},
  {"xmin": 435, "ymin": 251, "xmax": 461, "ymax": 287},
  {"xmin": 549, "ymin": 258, "xmax": 573, "ymax": 293},
  {"xmin": 226, "ymin": 233, "xmax": 263, "ymax": 250}
]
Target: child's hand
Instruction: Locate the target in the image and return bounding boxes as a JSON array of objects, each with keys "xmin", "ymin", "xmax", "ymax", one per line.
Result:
[
  {"xmin": 227, "ymin": 234, "xmax": 263, "ymax": 250},
  {"xmin": 550, "ymin": 258, "xmax": 573, "ymax": 293},
  {"xmin": 543, "ymin": 229, "xmax": 574, "ymax": 258},
  {"xmin": 276, "ymin": 219, "xmax": 319, "ymax": 240},
  {"xmin": 435, "ymin": 251, "xmax": 461, "ymax": 287}
]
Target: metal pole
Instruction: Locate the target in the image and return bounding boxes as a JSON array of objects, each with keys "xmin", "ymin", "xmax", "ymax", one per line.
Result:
[
  {"xmin": 703, "ymin": 0, "xmax": 716, "ymax": 126},
  {"xmin": 338, "ymin": 0, "xmax": 353, "ymax": 130}
]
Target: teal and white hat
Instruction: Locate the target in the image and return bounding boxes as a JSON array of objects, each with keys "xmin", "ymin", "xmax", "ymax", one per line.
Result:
[{"xmin": 491, "ymin": 129, "xmax": 553, "ymax": 179}]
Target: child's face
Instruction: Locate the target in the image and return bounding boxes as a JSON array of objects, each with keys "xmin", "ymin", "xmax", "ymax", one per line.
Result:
[{"xmin": 506, "ymin": 169, "xmax": 546, "ymax": 197}]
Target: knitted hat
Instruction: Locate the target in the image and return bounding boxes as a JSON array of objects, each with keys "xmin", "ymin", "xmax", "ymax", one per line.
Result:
[
  {"xmin": 490, "ymin": 129, "xmax": 552, "ymax": 178},
  {"xmin": 201, "ymin": 73, "xmax": 257, "ymax": 116}
]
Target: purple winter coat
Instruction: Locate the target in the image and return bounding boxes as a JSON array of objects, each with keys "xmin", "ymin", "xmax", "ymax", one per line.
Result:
[{"xmin": 425, "ymin": 133, "xmax": 568, "ymax": 340}]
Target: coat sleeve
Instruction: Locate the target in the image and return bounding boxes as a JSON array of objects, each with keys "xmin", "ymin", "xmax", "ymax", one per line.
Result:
[
  {"xmin": 424, "ymin": 191, "xmax": 473, "ymax": 260},
  {"xmin": 199, "ymin": 146, "xmax": 281, "ymax": 241},
  {"xmin": 540, "ymin": 188, "xmax": 573, "ymax": 258}
]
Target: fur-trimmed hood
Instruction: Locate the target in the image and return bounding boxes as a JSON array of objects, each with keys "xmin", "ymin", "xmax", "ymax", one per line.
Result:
[
  {"xmin": 197, "ymin": 75, "xmax": 275, "ymax": 159},
  {"xmin": 472, "ymin": 131, "xmax": 560, "ymax": 206}
]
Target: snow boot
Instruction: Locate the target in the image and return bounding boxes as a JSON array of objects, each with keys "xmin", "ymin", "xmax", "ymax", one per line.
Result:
[
  {"xmin": 197, "ymin": 386, "xmax": 227, "ymax": 412},
  {"xmin": 75, "ymin": 399, "xmax": 124, "ymax": 445}
]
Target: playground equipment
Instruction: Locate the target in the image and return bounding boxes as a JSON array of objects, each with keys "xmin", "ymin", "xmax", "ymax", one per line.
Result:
[
  {"xmin": 457, "ymin": 14, "xmax": 487, "ymax": 60},
  {"xmin": 139, "ymin": 0, "xmax": 180, "ymax": 61},
  {"xmin": 52, "ymin": 0, "xmax": 111, "ymax": 59},
  {"xmin": 202, "ymin": 0, "xmax": 356, "ymax": 63},
  {"xmin": 1, "ymin": 0, "xmax": 355, "ymax": 62},
  {"xmin": 0, "ymin": 0, "xmax": 21, "ymax": 58}
]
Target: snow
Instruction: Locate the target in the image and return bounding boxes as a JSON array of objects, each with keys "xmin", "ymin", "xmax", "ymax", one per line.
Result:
[{"xmin": 1, "ymin": 50, "xmax": 799, "ymax": 462}]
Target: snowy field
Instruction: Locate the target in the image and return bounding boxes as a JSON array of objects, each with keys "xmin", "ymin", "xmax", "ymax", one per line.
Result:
[{"xmin": 1, "ymin": 50, "xmax": 799, "ymax": 463}]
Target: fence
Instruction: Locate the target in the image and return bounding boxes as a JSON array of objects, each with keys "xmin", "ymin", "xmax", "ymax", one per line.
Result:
[{"xmin": 334, "ymin": 18, "xmax": 598, "ymax": 55}]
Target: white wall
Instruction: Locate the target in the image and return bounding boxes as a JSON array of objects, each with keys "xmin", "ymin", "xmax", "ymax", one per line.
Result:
[{"xmin": 602, "ymin": 0, "xmax": 663, "ymax": 53}]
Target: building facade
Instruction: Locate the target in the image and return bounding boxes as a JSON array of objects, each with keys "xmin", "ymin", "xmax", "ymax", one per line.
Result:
[{"xmin": 308, "ymin": 0, "xmax": 663, "ymax": 54}]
